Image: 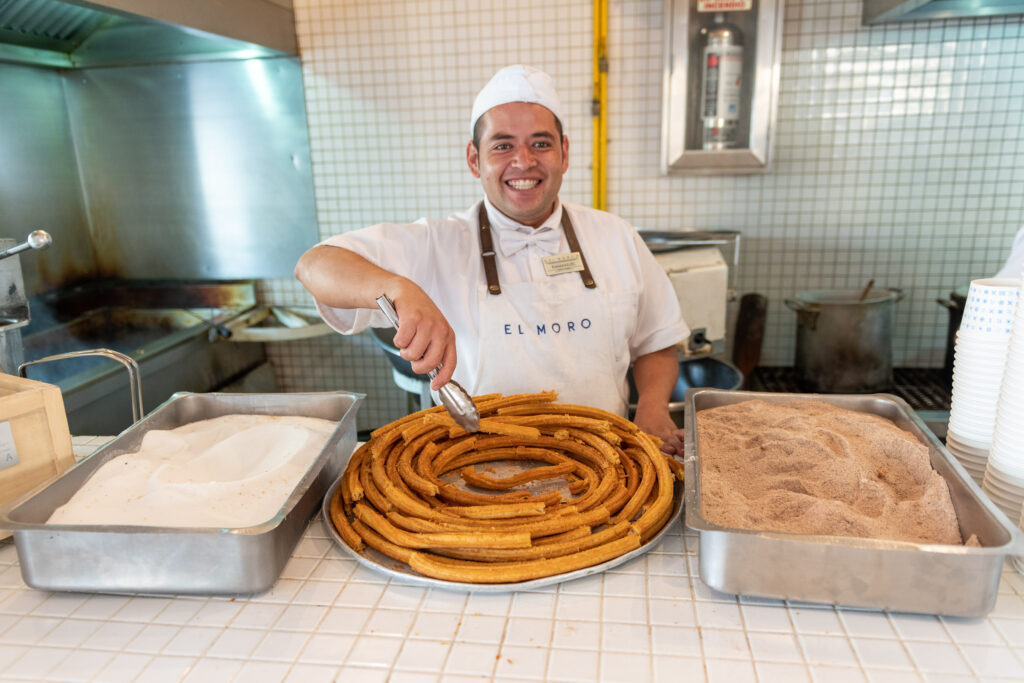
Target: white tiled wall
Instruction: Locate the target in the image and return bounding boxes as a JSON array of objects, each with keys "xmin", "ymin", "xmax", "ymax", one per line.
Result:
[{"xmin": 260, "ymin": 0, "xmax": 1024, "ymax": 430}]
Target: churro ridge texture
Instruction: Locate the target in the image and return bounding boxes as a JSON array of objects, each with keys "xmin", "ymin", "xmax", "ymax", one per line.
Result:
[{"xmin": 328, "ymin": 392, "xmax": 681, "ymax": 584}]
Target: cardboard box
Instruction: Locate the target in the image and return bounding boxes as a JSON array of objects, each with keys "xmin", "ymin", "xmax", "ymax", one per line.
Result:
[{"xmin": 0, "ymin": 374, "xmax": 74, "ymax": 539}]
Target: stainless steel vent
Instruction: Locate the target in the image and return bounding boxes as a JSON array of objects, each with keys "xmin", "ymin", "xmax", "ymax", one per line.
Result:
[
  {"xmin": 0, "ymin": 0, "xmax": 108, "ymax": 49},
  {"xmin": 0, "ymin": 0, "xmax": 296, "ymax": 67},
  {"xmin": 864, "ymin": 0, "xmax": 1024, "ymax": 23}
]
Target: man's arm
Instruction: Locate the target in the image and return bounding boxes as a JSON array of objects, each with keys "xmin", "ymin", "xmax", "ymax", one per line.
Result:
[
  {"xmin": 631, "ymin": 346, "xmax": 685, "ymax": 455},
  {"xmin": 295, "ymin": 245, "xmax": 457, "ymax": 388}
]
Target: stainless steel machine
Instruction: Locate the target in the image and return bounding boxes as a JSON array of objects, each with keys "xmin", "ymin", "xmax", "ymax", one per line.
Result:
[
  {"xmin": 0, "ymin": 231, "xmax": 52, "ymax": 374},
  {"xmin": 639, "ymin": 229, "xmax": 740, "ymax": 357}
]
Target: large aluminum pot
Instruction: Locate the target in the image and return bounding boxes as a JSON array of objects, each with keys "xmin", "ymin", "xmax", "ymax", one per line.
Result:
[{"xmin": 785, "ymin": 288, "xmax": 904, "ymax": 393}]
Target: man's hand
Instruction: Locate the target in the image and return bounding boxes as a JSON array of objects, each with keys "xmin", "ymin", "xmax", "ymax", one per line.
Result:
[
  {"xmin": 389, "ymin": 281, "xmax": 458, "ymax": 389},
  {"xmin": 631, "ymin": 346, "xmax": 685, "ymax": 455},
  {"xmin": 633, "ymin": 404, "xmax": 685, "ymax": 455}
]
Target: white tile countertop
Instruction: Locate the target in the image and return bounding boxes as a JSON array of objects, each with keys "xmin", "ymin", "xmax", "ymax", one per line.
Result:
[{"xmin": 0, "ymin": 439, "xmax": 1022, "ymax": 682}]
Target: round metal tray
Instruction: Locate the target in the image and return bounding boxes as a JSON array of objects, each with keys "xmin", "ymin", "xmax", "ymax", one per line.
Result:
[{"xmin": 320, "ymin": 470, "xmax": 684, "ymax": 592}]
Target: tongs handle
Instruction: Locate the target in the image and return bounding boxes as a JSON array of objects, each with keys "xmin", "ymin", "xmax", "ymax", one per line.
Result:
[
  {"xmin": 374, "ymin": 295, "xmax": 440, "ymax": 379},
  {"xmin": 374, "ymin": 294, "xmax": 401, "ymax": 328}
]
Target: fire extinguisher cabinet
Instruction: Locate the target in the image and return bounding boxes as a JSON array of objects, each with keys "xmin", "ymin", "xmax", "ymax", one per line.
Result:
[{"xmin": 661, "ymin": 0, "xmax": 784, "ymax": 175}]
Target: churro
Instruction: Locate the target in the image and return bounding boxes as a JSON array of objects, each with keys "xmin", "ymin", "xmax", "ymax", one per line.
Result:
[{"xmin": 327, "ymin": 392, "xmax": 681, "ymax": 584}]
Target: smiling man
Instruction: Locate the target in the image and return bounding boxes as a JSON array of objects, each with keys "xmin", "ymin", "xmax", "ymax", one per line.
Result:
[{"xmin": 295, "ymin": 65, "xmax": 690, "ymax": 453}]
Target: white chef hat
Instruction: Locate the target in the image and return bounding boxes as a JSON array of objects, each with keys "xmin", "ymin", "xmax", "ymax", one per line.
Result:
[{"xmin": 470, "ymin": 65, "xmax": 563, "ymax": 137}]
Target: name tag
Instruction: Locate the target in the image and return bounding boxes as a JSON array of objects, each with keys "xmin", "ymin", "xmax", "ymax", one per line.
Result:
[{"xmin": 542, "ymin": 252, "xmax": 584, "ymax": 276}]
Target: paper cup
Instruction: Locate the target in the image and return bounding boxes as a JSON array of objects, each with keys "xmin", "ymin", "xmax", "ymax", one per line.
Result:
[
  {"xmin": 962, "ymin": 274, "xmax": 1019, "ymax": 321},
  {"xmin": 947, "ymin": 426, "xmax": 993, "ymax": 449},
  {"xmin": 952, "ymin": 355, "xmax": 1010, "ymax": 375},
  {"xmin": 984, "ymin": 460, "xmax": 1024, "ymax": 488},
  {"xmin": 981, "ymin": 475, "xmax": 1024, "ymax": 519},
  {"xmin": 948, "ymin": 444, "xmax": 987, "ymax": 484},
  {"xmin": 950, "ymin": 451, "xmax": 988, "ymax": 469},
  {"xmin": 950, "ymin": 395, "xmax": 999, "ymax": 416},
  {"xmin": 951, "ymin": 358, "xmax": 1010, "ymax": 389},
  {"xmin": 993, "ymin": 412, "xmax": 1024, "ymax": 445},
  {"xmin": 951, "ymin": 374, "xmax": 1002, "ymax": 395},
  {"xmin": 999, "ymin": 356, "xmax": 1024, "ymax": 385},
  {"xmin": 949, "ymin": 409, "xmax": 999, "ymax": 437},
  {"xmin": 962, "ymin": 290, "xmax": 1019, "ymax": 339},
  {"xmin": 945, "ymin": 428, "xmax": 992, "ymax": 451},
  {"xmin": 987, "ymin": 452, "xmax": 1024, "ymax": 481},
  {"xmin": 986, "ymin": 494, "xmax": 1022, "ymax": 522},
  {"xmin": 946, "ymin": 433, "xmax": 989, "ymax": 457}
]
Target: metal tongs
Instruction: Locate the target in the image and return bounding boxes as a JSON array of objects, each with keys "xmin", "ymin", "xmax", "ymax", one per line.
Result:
[{"xmin": 375, "ymin": 294, "xmax": 480, "ymax": 432}]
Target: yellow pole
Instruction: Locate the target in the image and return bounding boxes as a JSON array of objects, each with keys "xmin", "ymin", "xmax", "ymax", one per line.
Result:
[{"xmin": 592, "ymin": 0, "xmax": 608, "ymax": 211}]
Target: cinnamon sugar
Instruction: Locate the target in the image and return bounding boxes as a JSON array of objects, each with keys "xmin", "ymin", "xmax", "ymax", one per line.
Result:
[{"xmin": 697, "ymin": 399, "xmax": 965, "ymax": 545}]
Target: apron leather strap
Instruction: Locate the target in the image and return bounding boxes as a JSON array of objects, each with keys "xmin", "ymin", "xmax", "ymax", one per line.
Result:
[
  {"xmin": 561, "ymin": 209, "xmax": 597, "ymax": 289},
  {"xmin": 477, "ymin": 204, "xmax": 502, "ymax": 295},
  {"xmin": 475, "ymin": 205, "xmax": 503, "ymax": 296},
  {"xmin": 477, "ymin": 203, "xmax": 597, "ymax": 295}
]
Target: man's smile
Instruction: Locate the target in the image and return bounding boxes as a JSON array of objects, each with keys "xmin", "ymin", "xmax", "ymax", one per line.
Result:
[{"xmin": 506, "ymin": 179, "xmax": 541, "ymax": 190}]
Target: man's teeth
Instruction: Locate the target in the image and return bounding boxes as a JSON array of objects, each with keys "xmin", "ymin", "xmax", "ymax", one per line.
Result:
[{"xmin": 507, "ymin": 179, "xmax": 539, "ymax": 190}]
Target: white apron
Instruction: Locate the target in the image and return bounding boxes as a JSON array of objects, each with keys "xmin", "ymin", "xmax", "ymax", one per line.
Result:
[{"xmin": 469, "ymin": 266, "xmax": 633, "ymax": 417}]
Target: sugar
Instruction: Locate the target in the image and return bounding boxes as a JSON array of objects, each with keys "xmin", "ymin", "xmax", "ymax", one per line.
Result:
[
  {"xmin": 697, "ymin": 400, "xmax": 965, "ymax": 545},
  {"xmin": 47, "ymin": 414, "xmax": 336, "ymax": 529}
]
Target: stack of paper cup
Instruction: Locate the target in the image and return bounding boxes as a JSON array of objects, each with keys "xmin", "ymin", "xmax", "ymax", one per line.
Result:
[
  {"xmin": 946, "ymin": 278, "xmax": 1021, "ymax": 484},
  {"xmin": 983, "ymin": 274, "xmax": 1024, "ymax": 520}
]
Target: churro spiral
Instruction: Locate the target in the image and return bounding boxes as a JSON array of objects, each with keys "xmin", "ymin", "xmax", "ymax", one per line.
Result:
[{"xmin": 329, "ymin": 391, "xmax": 683, "ymax": 584}]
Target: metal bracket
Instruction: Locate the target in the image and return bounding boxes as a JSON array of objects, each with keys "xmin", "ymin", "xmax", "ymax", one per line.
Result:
[{"xmin": 20, "ymin": 348, "xmax": 144, "ymax": 424}]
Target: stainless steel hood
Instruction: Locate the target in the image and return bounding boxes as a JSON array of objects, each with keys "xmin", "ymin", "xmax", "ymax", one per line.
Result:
[
  {"xmin": 0, "ymin": 0, "xmax": 296, "ymax": 67},
  {"xmin": 864, "ymin": 0, "xmax": 1024, "ymax": 23}
]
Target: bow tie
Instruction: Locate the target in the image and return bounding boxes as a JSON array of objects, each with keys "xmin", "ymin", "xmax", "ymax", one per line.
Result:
[{"xmin": 497, "ymin": 228, "xmax": 561, "ymax": 257}]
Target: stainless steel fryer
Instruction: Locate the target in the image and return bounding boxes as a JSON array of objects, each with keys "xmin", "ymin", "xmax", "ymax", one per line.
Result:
[
  {"xmin": 683, "ymin": 388, "xmax": 1024, "ymax": 618},
  {"xmin": 0, "ymin": 391, "xmax": 363, "ymax": 595}
]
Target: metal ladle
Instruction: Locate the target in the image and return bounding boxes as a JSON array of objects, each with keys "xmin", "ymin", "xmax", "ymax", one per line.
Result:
[
  {"xmin": 375, "ymin": 294, "xmax": 480, "ymax": 432},
  {"xmin": 857, "ymin": 279, "xmax": 875, "ymax": 302},
  {"xmin": 0, "ymin": 230, "xmax": 52, "ymax": 261}
]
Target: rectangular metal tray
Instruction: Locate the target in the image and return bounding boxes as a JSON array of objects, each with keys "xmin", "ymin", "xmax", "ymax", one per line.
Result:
[
  {"xmin": 684, "ymin": 389, "xmax": 1024, "ymax": 617},
  {"xmin": 0, "ymin": 391, "xmax": 362, "ymax": 595}
]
